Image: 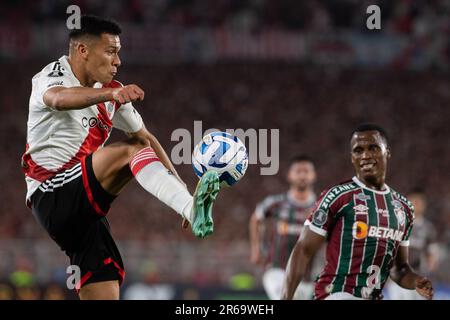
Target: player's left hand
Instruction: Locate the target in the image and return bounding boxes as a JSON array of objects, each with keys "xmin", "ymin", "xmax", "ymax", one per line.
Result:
[{"xmin": 415, "ymin": 277, "xmax": 434, "ymax": 300}]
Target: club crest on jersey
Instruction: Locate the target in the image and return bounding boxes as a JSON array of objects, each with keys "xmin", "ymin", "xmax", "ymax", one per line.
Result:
[
  {"xmin": 391, "ymin": 200, "xmax": 405, "ymax": 226},
  {"xmin": 394, "ymin": 208, "xmax": 405, "ymax": 226},
  {"xmin": 105, "ymin": 102, "xmax": 115, "ymax": 118},
  {"xmin": 312, "ymin": 209, "xmax": 327, "ymax": 226},
  {"xmin": 356, "ymin": 193, "xmax": 371, "ymax": 201},
  {"xmin": 391, "ymin": 200, "xmax": 402, "ymax": 209},
  {"xmin": 353, "ymin": 204, "xmax": 368, "ymax": 215}
]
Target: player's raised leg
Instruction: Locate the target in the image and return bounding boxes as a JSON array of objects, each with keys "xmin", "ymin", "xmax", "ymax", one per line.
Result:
[{"xmin": 91, "ymin": 127, "xmax": 220, "ymax": 237}]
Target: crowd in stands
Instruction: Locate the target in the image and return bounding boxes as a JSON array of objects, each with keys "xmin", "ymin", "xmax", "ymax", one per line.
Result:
[{"xmin": 1, "ymin": 0, "xmax": 448, "ymax": 36}]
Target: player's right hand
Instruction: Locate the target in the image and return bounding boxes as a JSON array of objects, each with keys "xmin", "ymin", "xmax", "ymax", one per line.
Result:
[
  {"xmin": 415, "ymin": 277, "xmax": 434, "ymax": 300},
  {"xmin": 111, "ymin": 84, "xmax": 145, "ymax": 104}
]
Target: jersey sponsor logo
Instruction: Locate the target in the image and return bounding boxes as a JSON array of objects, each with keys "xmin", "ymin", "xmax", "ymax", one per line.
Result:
[
  {"xmin": 47, "ymin": 70, "xmax": 64, "ymax": 77},
  {"xmin": 352, "ymin": 221, "xmax": 369, "ymax": 239},
  {"xmin": 356, "ymin": 192, "xmax": 371, "ymax": 201},
  {"xmin": 376, "ymin": 208, "xmax": 389, "ymax": 217},
  {"xmin": 368, "ymin": 225, "xmax": 404, "ymax": 241},
  {"xmin": 353, "ymin": 204, "xmax": 368, "ymax": 215},
  {"xmin": 81, "ymin": 116, "xmax": 111, "ymax": 131},
  {"xmin": 47, "ymin": 81, "xmax": 64, "ymax": 88},
  {"xmin": 277, "ymin": 221, "xmax": 303, "ymax": 235},
  {"xmin": 312, "ymin": 209, "xmax": 327, "ymax": 226},
  {"xmin": 352, "ymin": 222, "xmax": 404, "ymax": 241},
  {"xmin": 320, "ymin": 184, "xmax": 357, "ymax": 210}
]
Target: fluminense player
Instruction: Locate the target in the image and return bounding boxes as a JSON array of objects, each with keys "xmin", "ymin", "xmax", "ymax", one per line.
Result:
[
  {"xmin": 21, "ymin": 15, "xmax": 219, "ymax": 300},
  {"xmin": 249, "ymin": 156, "xmax": 323, "ymax": 299},
  {"xmin": 385, "ymin": 188, "xmax": 439, "ymax": 300},
  {"xmin": 282, "ymin": 124, "xmax": 434, "ymax": 300}
]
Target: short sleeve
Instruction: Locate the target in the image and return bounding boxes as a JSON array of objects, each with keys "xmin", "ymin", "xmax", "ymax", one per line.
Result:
[
  {"xmin": 33, "ymin": 62, "xmax": 74, "ymax": 108},
  {"xmin": 112, "ymin": 102, "xmax": 144, "ymax": 133},
  {"xmin": 305, "ymin": 188, "xmax": 342, "ymax": 238},
  {"xmin": 399, "ymin": 204, "xmax": 415, "ymax": 247},
  {"xmin": 254, "ymin": 195, "xmax": 280, "ymax": 221}
]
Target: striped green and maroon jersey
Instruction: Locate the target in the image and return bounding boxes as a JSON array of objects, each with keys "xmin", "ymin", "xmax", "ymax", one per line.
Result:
[
  {"xmin": 305, "ymin": 176, "xmax": 414, "ymax": 300},
  {"xmin": 255, "ymin": 193, "xmax": 316, "ymax": 270}
]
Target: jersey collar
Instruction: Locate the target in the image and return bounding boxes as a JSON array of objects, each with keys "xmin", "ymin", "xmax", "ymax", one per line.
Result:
[{"xmin": 352, "ymin": 176, "xmax": 390, "ymax": 195}]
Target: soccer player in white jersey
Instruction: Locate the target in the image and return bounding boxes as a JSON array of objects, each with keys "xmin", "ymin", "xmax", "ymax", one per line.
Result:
[{"xmin": 22, "ymin": 15, "xmax": 220, "ymax": 300}]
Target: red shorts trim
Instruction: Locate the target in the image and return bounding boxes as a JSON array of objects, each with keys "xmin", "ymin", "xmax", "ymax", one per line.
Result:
[
  {"xmin": 81, "ymin": 157, "xmax": 108, "ymax": 217},
  {"xmin": 75, "ymin": 271, "xmax": 93, "ymax": 293},
  {"xmin": 74, "ymin": 258, "xmax": 125, "ymax": 294},
  {"xmin": 103, "ymin": 257, "xmax": 126, "ymax": 283}
]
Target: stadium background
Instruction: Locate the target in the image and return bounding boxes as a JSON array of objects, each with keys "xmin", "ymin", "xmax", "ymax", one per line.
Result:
[{"xmin": 0, "ymin": 0, "xmax": 449, "ymax": 299}]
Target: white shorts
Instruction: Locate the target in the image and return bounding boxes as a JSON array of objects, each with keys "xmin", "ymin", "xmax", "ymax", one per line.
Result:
[
  {"xmin": 324, "ymin": 292, "xmax": 364, "ymax": 300},
  {"xmin": 384, "ymin": 279, "xmax": 424, "ymax": 300},
  {"xmin": 262, "ymin": 267, "xmax": 314, "ymax": 300}
]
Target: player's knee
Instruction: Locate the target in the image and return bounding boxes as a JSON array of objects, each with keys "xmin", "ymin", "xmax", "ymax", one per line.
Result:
[{"xmin": 126, "ymin": 136, "xmax": 151, "ymax": 158}]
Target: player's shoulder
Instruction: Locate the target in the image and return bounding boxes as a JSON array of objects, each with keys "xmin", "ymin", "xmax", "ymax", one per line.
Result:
[
  {"xmin": 319, "ymin": 178, "xmax": 358, "ymax": 198},
  {"xmin": 32, "ymin": 56, "xmax": 71, "ymax": 86},
  {"xmin": 390, "ymin": 188, "xmax": 415, "ymax": 217},
  {"xmin": 39, "ymin": 57, "xmax": 67, "ymax": 77},
  {"xmin": 258, "ymin": 193, "xmax": 287, "ymax": 208}
]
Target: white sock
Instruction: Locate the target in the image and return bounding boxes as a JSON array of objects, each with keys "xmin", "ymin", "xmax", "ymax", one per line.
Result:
[{"xmin": 130, "ymin": 147, "xmax": 194, "ymax": 223}]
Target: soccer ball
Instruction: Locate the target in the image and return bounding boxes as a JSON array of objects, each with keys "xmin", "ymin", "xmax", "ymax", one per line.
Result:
[{"xmin": 192, "ymin": 131, "xmax": 248, "ymax": 187}]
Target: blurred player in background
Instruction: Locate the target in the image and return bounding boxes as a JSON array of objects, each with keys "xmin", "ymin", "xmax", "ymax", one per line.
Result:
[
  {"xmin": 21, "ymin": 15, "xmax": 220, "ymax": 300},
  {"xmin": 249, "ymin": 155, "xmax": 323, "ymax": 299},
  {"xmin": 282, "ymin": 124, "xmax": 434, "ymax": 300},
  {"xmin": 386, "ymin": 188, "xmax": 440, "ymax": 299}
]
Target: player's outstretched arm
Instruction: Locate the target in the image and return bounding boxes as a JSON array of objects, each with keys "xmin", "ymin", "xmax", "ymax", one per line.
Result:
[
  {"xmin": 390, "ymin": 246, "xmax": 434, "ymax": 300},
  {"xmin": 43, "ymin": 84, "xmax": 144, "ymax": 110},
  {"xmin": 281, "ymin": 227, "xmax": 324, "ymax": 300}
]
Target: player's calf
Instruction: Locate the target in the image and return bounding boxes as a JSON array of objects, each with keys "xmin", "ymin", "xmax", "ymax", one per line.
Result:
[{"xmin": 79, "ymin": 280, "xmax": 120, "ymax": 300}]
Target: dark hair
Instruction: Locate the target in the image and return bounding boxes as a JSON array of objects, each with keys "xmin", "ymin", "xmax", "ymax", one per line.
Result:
[
  {"xmin": 69, "ymin": 15, "xmax": 121, "ymax": 40},
  {"xmin": 289, "ymin": 155, "xmax": 315, "ymax": 167},
  {"xmin": 351, "ymin": 123, "xmax": 389, "ymax": 145}
]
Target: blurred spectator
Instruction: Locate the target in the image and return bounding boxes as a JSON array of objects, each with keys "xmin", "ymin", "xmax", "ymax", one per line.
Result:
[
  {"xmin": 43, "ymin": 284, "xmax": 66, "ymax": 300},
  {"xmin": 0, "ymin": 284, "xmax": 14, "ymax": 300}
]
